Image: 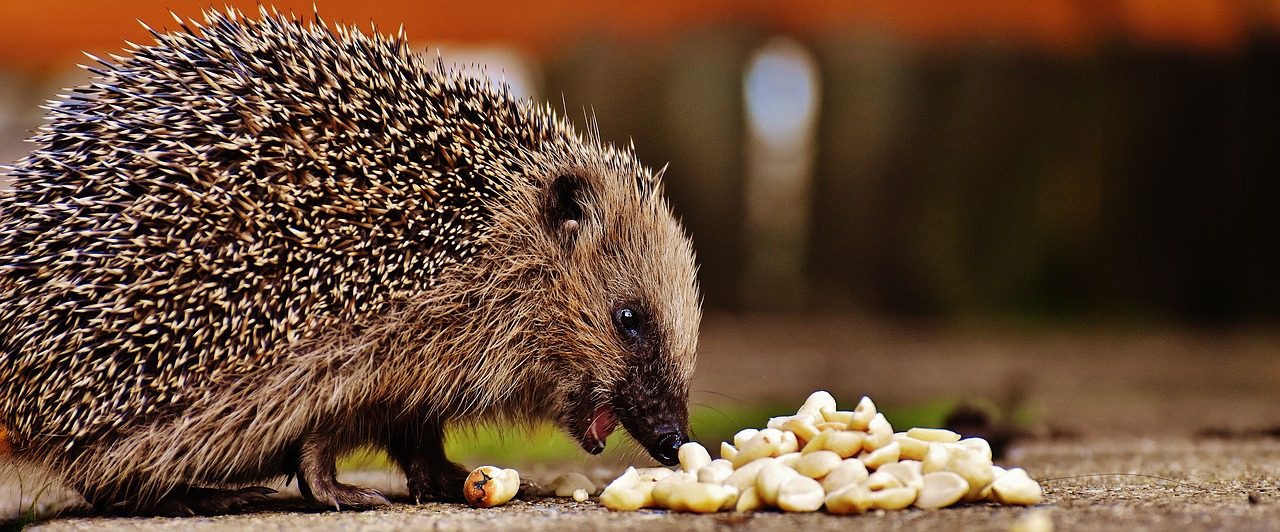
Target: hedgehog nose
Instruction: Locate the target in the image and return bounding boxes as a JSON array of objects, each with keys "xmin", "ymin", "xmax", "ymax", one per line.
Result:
[{"xmin": 652, "ymin": 431, "xmax": 684, "ymax": 466}]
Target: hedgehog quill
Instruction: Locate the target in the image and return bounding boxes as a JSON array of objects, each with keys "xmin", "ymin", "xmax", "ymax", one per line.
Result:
[{"xmin": 0, "ymin": 7, "xmax": 700, "ymax": 515}]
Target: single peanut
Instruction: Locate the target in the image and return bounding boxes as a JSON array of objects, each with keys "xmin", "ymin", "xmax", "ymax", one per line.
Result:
[
  {"xmin": 733, "ymin": 428, "xmax": 760, "ymax": 449},
  {"xmin": 864, "ymin": 412, "xmax": 894, "ymax": 451},
  {"xmin": 549, "ymin": 472, "xmax": 596, "ymax": 498},
  {"xmin": 755, "ymin": 460, "xmax": 801, "ymax": 507},
  {"xmin": 659, "ymin": 481, "xmax": 736, "ymax": 513},
  {"xmin": 868, "ymin": 486, "xmax": 917, "ymax": 510},
  {"xmin": 697, "ymin": 459, "xmax": 734, "ymax": 484},
  {"xmin": 464, "ymin": 466, "xmax": 521, "ymax": 508},
  {"xmin": 990, "ymin": 467, "xmax": 1043, "ymax": 506},
  {"xmin": 914, "ymin": 471, "xmax": 969, "ymax": 509},
  {"xmin": 793, "ymin": 450, "xmax": 842, "ymax": 479},
  {"xmin": 776, "ymin": 476, "xmax": 825, "ymax": 512},
  {"xmin": 735, "ymin": 485, "xmax": 764, "ymax": 512},
  {"xmin": 878, "ymin": 460, "xmax": 923, "ymax": 492},
  {"xmin": 678, "ymin": 441, "xmax": 712, "ymax": 473},
  {"xmin": 723, "ymin": 457, "xmax": 772, "ymax": 492},
  {"xmin": 907, "ymin": 427, "xmax": 961, "ymax": 443},
  {"xmin": 859, "ymin": 441, "xmax": 901, "ymax": 469},
  {"xmin": 894, "ymin": 433, "xmax": 932, "ymax": 461},
  {"xmin": 848, "ymin": 396, "xmax": 877, "ymax": 431},
  {"xmin": 802, "ymin": 429, "xmax": 864, "ymax": 458},
  {"xmin": 825, "ymin": 483, "xmax": 873, "ymax": 515},
  {"xmin": 821, "ymin": 458, "xmax": 870, "ymax": 492}
]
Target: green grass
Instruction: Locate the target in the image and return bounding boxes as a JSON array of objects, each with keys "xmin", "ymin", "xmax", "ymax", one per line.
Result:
[{"xmin": 337, "ymin": 396, "xmax": 1022, "ymax": 472}]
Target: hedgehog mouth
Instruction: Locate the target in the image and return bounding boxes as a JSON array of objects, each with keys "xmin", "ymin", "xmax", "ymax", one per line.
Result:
[{"xmin": 581, "ymin": 404, "xmax": 617, "ymax": 455}]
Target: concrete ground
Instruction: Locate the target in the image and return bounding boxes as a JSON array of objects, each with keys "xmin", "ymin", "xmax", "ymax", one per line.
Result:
[{"xmin": 7, "ymin": 314, "xmax": 1280, "ymax": 530}]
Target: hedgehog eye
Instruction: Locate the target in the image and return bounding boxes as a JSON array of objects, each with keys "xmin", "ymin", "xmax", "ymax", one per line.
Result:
[{"xmin": 613, "ymin": 307, "xmax": 643, "ymax": 341}]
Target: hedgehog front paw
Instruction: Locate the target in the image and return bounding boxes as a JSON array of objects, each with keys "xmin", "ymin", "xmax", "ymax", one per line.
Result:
[
  {"xmin": 302, "ymin": 479, "xmax": 390, "ymax": 511},
  {"xmin": 406, "ymin": 461, "xmax": 470, "ymax": 504}
]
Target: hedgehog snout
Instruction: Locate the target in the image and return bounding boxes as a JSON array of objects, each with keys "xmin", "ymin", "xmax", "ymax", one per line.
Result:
[{"xmin": 651, "ymin": 427, "xmax": 685, "ymax": 466}]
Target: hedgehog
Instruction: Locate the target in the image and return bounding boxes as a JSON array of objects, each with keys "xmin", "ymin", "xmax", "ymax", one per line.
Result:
[{"xmin": 0, "ymin": 7, "xmax": 700, "ymax": 515}]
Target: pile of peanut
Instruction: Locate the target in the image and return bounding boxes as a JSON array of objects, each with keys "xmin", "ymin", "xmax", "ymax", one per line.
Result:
[{"xmin": 600, "ymin": 391, "xmax": 1042, "ymax": 514}]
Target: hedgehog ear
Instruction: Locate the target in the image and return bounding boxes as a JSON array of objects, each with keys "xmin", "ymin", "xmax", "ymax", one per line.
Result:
[{"xmin": 544, "ymin": 174, "xmax": 587, "ymax": 243}]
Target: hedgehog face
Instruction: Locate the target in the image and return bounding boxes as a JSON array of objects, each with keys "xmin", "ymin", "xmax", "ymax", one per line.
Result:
[{"xmin": 512, "ymin": 157, "xmax": 700, "ymax": 466}]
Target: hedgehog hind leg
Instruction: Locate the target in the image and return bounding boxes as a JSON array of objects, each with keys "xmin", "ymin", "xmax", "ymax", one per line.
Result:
[
  {"xmin": 147, "ymin": 486, "xmax": 277, "ymax": 516},
  {"xmin": 80, "ymin": 483, "xmax": 276, "ymax": 516},
  {"xmin": 297, "ymin": 429, "xmax": 390, "ymax": 510},
  {"xmin": 387, "ymin": 422, "xmax": 469, "ymax": 504}
]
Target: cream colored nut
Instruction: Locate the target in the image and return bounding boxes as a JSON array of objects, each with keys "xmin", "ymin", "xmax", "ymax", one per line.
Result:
[
  {"xmin": 821, "ymin": 459, "xmax": 870, "ymax": 492},
  {"xmin": 877, "ymin": 460, "xmax": 923, "ymax": 492},
  {"xmin": 678, "ymin": 441, "xmax": 712, "ymax": 473},
  {"xmin": 862, "ymin": 470, "xmax": 903, "ymax": 491},
  {"xmin": 775, "ymin": 452, "xmax": 802, "ymax": 468},
  {"xmin": 868, "ymin": 486, "xmax": 917, "ymax": 510},
  {"xmin": 767, "ymin": 413, "xmax": 815, "ymax": 430},
  {"xmin": 914, "ymin": 471, "xmax": 969, "ymax": 509},
  {"xmin": 921, "ymin": 442, "xmax": 958, "ymax": 473},
  {"xmin": 859, "ymin": 441, "xmax": 901, "ymax": 469},
  {"xmin": 991, "ymin": 467, "xmax": 1043, "ymax": 506},
  {"xmin": 907, "ymin": 427, "xmax": 962, "ymax": 443},
  {"xmin": 572, "ymin": 488, "xmax": 589, "ymax": 503},
  {"xmin": 1010, "ymin": 509, "xmax": 1053, "ymax": 532},
  {"xmin": 733, "ymin": 428, "xmax": 760, "ymax": 449},
  {"xmin": 650, "ymin": 471, "xmax": 697, "ymax": 508},
  {"xmin": 605, "ymin": 466, "xmax": 640, "ymax": 491},
  {"xmin": 733, "ymin": 428, "xmax": 786, "ymax": 467},
  {"xmin": 819, "ymin": 419, "xmax": 849, "ymax": 432},
  {"xmin": 894, "ymin": 433, "xmax": 932, "ymax": 461},
  {"xmin": 720, "ymin": 441, "xmax": 738, "ymax": 462},
  {"xmin": 599, "ymin": 486, "xmax": 650, "ymax": 511},
  {"xmin": 959, "ymin": 437, "xmax": 993, "ymax": 461},
  {"xmin": 634, "ymin": 477, "xmax": 658, "ymax": 498},
  {"xmin": 792, "ymin": 450, "xmax": 842, "ymax": 479},
  {"xmin": 720, "ymin": 484, "xmax": 741, "ymax": 511},
  {"xmin": 802, "ymin": 429, "xmax": 864, "ymax": 458},
  {"xmin": 697, "ymin": 459, "xmax": 734, "ymax": 484},
  {"xmin": 735, "ymin": 486, "xmax": 764, "ymax": 512},
  {"xmin": 755, "ymin": 460, "xmax": 801, "ymax": 507},
  {"xmin": 848, "ymin": 396, "xmax": 877, "ymax": 431},
  {"xmin": 776, "ymin": 475, "xmax": 825, "ymax": 512},
  {"xmin": 825, "ymin": 483, "xmax": 873, "ymax": 515},
  {"xmin": 920, "ymin": 442, "xmax": 992, "ymax": 501},
  {"xmin": 636, "ymin": 467, "xmax": 676, "ymax": 482},
  {"xmin": 863, "ymin": 413, "xmax": 894, "ymax": 450},
  {"xmin": 780, "ymin": 417, "xmax": 820, "ymax": 446},
  {"xmin": 949, "ymin": 448, "xmax": 995, "ymax": 502},
  {"xmin": 779, "ymin": 430, "xmax": 800, "ymax": 454},
  {"xmin": 550, "ymin": 472, "xmax": 596, "ymax": 498},
  {"xmin": 723, "ymin": 457, "xmax": 772, "ymax": 492},
  {"xmin": 822, "ymin": 409, "xmax": 855, "ymax": 425},
  {"xmin": 464, "ymin": 466, "xmax": 521, "ymax": 508},
  {"xmin": 982, "ymin": 465, "xmax": 1005, "ymax": 500},
  {"xmin": 796, "ymin": 390, "xmax": 838, "ymax": 420},
  {"xmin": 661, "ymin": 481, "xmax": 734, "ymax": 513},
  {"xmin": 802, "ymin": 390, "xmax": 838, "ymax": 412}
]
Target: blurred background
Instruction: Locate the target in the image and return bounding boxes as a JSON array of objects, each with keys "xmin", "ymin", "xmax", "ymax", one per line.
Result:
[{"xmin": 1, "ymin": 0, "xmax": 1278, "ymax": 472}]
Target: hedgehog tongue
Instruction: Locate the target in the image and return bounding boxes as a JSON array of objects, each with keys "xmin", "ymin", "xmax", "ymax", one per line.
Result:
[{"xmin": 584, "ymin": 405, "xmax": 617, "ymax": 455}]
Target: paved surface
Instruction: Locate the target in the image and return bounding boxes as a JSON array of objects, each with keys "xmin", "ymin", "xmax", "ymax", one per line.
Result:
[
  {"xmin": 5, "ymin": 315, "xmax": 1280, "ymax": 530},
  {"xmin": 17, "ymin": 436, "xmax": 1280, "ymax": 531}
]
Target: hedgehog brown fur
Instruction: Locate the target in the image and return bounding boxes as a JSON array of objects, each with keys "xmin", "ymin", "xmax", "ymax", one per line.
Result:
[{"xmin": 0, "ymin": 7, "xmax": 700, "ymax": 515}]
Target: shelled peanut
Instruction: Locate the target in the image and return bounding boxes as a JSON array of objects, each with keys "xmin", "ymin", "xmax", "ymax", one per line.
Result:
[{"xmin": 600, "ymin": 391, "xmax": 1043, "ymax": 514}]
